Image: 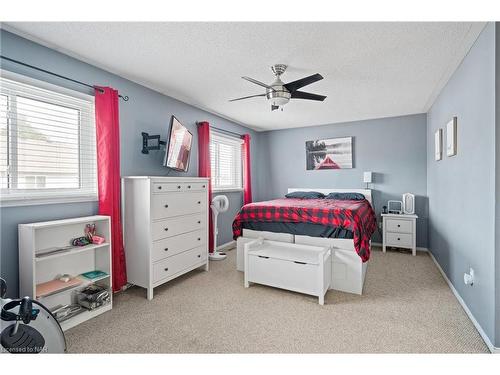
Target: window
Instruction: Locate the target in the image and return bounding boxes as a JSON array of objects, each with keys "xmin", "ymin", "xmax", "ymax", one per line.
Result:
[
  {"xmin": 210, "ymin": 131, "xmax": 243, "ymax": 191},
  {"xmin": 0, "ymin": 71, "xmax": 97, "ymax": 206}
]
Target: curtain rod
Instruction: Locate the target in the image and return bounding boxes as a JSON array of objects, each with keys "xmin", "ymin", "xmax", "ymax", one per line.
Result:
[
  {"xmin": 212, "ymin": 126, "xmax": 243, "ymax": 138},
  {"xmin": 196, "ymin": 122, "xmax": 243, "ymax": 138},
  {"xmin": 0, "ymin": 55, "xmax": 129, "ymax": 101}
]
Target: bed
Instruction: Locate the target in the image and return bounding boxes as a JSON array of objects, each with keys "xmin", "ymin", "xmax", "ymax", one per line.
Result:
[{"xmin": 234, "ymin": 188, "xmax": 376, "ymax": 295}]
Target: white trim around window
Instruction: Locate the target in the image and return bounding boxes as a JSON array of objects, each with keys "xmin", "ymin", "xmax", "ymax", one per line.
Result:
[
  {"xmin": 0, "ymin": 70, "xmax": 98, "ymax": 207},
  {"xmin": 210, "ymin": 130, "xmax": 243, "ymax": 192}
]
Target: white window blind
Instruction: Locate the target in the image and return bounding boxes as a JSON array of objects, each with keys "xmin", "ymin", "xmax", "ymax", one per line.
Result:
[
  {"xmin": 210, "ymin": 131, "xmax": 243, "ymax": 191},
  {"xmin": 0, "ymin": 72, "xmax": 97, "ymax": 206}
]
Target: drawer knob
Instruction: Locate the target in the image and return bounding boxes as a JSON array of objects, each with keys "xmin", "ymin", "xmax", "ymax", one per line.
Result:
[
  {"xmin": 177, "ymin": 185, "xmax": 181, "ymax": 189},
  {"xmin": 164, "ymin": 267, "xmax": 169, "ymax": 271},
  {"xmin": 197, "ymin": 220, "xmax": 201, "ymax": 224},
  {"xmin": 164, "ymin": 248, "xmax": 168, "ymax": 251},
  {"xmin": 164, "ymin": 204, "xmax": 169, "ymax": 208},
  {"xmin": 158, "ymin": 186, "xmax": 162, "ymax": 190},
  {"xmin": 397, "ymin": 238, "xmax": 401, "ymax": 241},
  {"xmin": 198, "ymin": 238, "xmax": 201, "ymax": 241},
  {"xmin": 202, "ymin": 185, "xmax": 206, "ymax": 188},
  {"xmin": 197, "ymin": 254, "xmax": 201, "ymax": 258},
  {"xmin": 188, "ymin": 185, "xmax": 191, "ymax": 189},
  {"xmin": 397, "ymin": 224, "xmax": 401, "ymax": 227},
  {"xmin": 164, "ymin": 228, "xmax": 169, "ymax": 231},
  {"xmin": 197, "ymin": 201, "xmax": 201, "ymax": 204}
]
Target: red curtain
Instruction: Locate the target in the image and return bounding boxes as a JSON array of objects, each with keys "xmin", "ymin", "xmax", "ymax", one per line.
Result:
[
  {"xmin": 94, "ymin": 87, "xmax": 127, "ymax": 292},
  {"xmin": 242, "ymin": 134, "xmax": 252, "ymax": 205},
  {"xmin": 197, "ymin": 122, "xmax": 214, "ymax": 253}
]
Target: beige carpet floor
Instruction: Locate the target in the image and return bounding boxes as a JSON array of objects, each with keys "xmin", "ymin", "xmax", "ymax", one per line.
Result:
[{"xmin": 65, "ymin": 246, "xmax": 489, "ymax": 353}]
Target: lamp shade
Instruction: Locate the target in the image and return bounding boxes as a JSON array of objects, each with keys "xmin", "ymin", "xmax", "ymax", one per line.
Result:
[{"xmin": 363, "ymin": 171, "xmax": 373, "ymax": 184}]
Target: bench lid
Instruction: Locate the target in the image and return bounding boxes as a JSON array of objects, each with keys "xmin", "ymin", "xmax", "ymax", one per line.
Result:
[{"xmin": 247, "ymin": 241, "xmax": 328, "ymax": 265}]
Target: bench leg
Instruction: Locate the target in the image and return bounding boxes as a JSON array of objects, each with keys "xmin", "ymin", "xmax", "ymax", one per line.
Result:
[
  {"xmin": 319, "ymin": 294, "xmax": 324, "ymax": 305},
  {"xmin": 244, "ymin": 274, "xmax": 249, "ymax": 288}
]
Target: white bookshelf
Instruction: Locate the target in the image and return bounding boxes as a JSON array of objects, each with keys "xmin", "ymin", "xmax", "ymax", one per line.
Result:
[{"xmin": 19, "ymin": 215, "xmax": 112, "ymax": 331}]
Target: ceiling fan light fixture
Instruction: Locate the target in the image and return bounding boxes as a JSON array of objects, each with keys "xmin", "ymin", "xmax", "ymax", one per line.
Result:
[{"xmin": 268, "ymin": 91, "xmax": 291, "ymax": 106}]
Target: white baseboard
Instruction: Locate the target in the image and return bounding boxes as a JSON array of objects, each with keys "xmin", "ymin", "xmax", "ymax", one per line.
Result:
[
  {"xmin": 428, "ymin": 250, "xmax": 499, "ymax": 353},
  {"xmin": 216, "ymin": 240, "xmax": 236, "ymax": 251},
  {"xmin": 371, "ymin": 242, "xmax": 428, "ymax": 252}
]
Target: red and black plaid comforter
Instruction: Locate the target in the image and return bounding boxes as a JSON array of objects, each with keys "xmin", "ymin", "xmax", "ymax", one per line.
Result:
[{"xmin": 232, "ymin": 198, "xmax": 377, "ymax": 262}]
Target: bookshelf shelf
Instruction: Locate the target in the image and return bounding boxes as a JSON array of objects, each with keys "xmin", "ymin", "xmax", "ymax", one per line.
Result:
[{"xmin": 35, "ymin": 243, "xmax": 110, "ymax": 262}]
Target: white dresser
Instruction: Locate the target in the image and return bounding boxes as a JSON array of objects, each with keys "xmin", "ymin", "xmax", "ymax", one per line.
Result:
[
  {"xmin": 122, "ymin": 176, "xmax": 210, "ymax": 299},
  {"xmin": 381, "ymin": 213, "xmax": 418, "ymax": 256}
]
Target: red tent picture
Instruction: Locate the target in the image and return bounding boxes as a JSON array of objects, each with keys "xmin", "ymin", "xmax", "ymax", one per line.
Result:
[
  {"xmin": 315, "ymin": 155, "xmax": 340, "ymax": 169},
  {"xmin": 306, "ymin": 136, "xmax": 353, "ymax": 170}
]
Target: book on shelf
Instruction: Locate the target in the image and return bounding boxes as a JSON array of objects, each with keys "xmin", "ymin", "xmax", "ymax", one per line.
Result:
[{"xmin": 80, "ymin": 270, "xmax": 109, "ymax": 281}]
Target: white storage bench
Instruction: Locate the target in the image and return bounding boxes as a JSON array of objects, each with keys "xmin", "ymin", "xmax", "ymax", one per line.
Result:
[
  {"xmin": 237, "ymin": 230, "xmax": 368, "ymax": 295},
  {"xmin": 243, "ymin": 238, "xmax": 332, "ymax": 305}
]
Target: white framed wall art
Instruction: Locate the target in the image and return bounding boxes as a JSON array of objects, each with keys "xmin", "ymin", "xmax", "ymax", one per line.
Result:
[
  {"xmin": 446, "ymin": 116, "xmax": 457, "ymax": 157},
  {"xmin": 434, "ymin": 128, "xmax": 442, "ymax": 161}
]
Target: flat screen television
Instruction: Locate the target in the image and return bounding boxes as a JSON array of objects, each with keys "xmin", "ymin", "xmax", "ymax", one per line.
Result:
[{"xmin": 163, "ymin": 116, "xmax": 193, "ymax": 172}]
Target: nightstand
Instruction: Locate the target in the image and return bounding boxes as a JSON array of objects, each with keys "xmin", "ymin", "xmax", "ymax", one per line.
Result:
[{"xmin": 381, "ymin": 213, "xmax": 418, "ymax": 256}]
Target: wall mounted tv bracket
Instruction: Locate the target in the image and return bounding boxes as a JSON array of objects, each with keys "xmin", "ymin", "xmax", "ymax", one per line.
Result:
[{"xmin": 141, "ymin": 132, "xmax": 166, "ymax": 154}]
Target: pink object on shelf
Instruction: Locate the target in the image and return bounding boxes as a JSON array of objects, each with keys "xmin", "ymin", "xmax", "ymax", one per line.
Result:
[
  {"xmin": 36, "ymin": 278, "xmax": 82, "ymax": 298},
  {"xmin": 92, "ymin": 235, "xmax": 105, "ymax": 245}
]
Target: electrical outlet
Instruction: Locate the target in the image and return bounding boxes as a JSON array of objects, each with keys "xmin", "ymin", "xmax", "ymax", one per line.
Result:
[{"xmin": 464, "ymin": 268, "xmax": 475, "ymax": 286}]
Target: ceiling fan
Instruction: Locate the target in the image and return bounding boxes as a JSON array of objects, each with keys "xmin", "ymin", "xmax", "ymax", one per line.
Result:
[{"xmin": 229, "ymin": 64, "xmax": 327, "ymax": 111}]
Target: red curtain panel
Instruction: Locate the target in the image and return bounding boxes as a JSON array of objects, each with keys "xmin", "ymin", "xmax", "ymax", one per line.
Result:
[
  {"xmin": 197, "ymin": 122, "xmax": 214, "ymax": 253},
  {"xmin": 94, "ymin": 87, "xmax": 127, "ymax": 292},
  {"xmin": 242, "ymin": 134, "xmax": 252, "ymax": 204}
]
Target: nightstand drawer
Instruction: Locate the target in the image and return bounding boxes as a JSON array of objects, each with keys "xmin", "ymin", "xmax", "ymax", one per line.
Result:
[
  {"xmin": 386, "ymin": 219, "xmax": 412, "ymax": 233},
  {"xmin": 386, "ymin": 232, "xmax": 412, "ymax": 248}
]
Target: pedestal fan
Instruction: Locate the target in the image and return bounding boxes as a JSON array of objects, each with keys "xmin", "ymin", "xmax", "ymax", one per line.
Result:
[{"xmin": 209, "ymin": 195, "xmax": 229, "ymax": 261}]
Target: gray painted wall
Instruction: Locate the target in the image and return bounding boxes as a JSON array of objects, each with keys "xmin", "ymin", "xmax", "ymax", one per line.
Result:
[
  {"xmin": 496, "ymin": 22, "xmax": 500, "ymax": 351},
  {"xmin": 427, "ymin": 23, "xmax": 496, "ymax": 345},
  {"xmin": 0, "ymin": 30, "xmax": 260, "ymax": 297},
  {"xmin": 257, "ymin": 114, "xmax": 428, "ymax": 247}
]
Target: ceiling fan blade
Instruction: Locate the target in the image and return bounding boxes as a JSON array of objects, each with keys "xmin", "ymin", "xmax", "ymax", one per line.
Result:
[
  {"xmin": 229, "ymin": 94, "xmax": 266, "ymax": 102},
  {"xmin": 242, "ymin": 76, "xmax": 275, "ymax": 91},
  {"xmin": 284, "ymin": 73, "xmax": 323, "ymax": 93},
  {"xmin": 291, "ymin": 91, "xmax": 327, "ymax": 101}
]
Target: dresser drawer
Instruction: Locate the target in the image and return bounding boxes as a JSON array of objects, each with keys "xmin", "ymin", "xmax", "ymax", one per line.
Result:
[
  {"xmin": 386, "ymin": 219, "xmax": 412, "ymax": 233},
  {"xmin": 152, "ymin": 182, "xmax": 208, "ymax": 193},
  {"xmin": 151, "ymin": 192, "xmax": 206, "ymax": 219},
  {"xmin": 153, "ymin": 246, "xmax": 207, "ymax": 283},
  {"xmin": 152, "ymin": 229, "xmax": 207, "ymax": 262},
  {"xmin": 386, "ymin": 232, "xmax": 412, "ymax": 248},
  {"xmin": 152, "ymin": 214, "xmax": 206, "ymax": 241}
]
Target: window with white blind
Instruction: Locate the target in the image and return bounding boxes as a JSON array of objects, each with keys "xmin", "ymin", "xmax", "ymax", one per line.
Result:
[
  {"xmin": 210, "ymin": 131, "xmax": 243, "ymax": 191},
  {"xmin": 0, "ymin": 71, "xmax": 97, "ymax": 206}
]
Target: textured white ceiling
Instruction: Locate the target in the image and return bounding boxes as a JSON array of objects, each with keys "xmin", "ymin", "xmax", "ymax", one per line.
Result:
[{"xmin": 3, "ymin": 22, "xmax": 486, "ymax": 131}]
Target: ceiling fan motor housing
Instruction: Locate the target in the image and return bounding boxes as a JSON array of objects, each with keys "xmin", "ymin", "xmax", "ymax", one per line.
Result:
[{"xmin": 266, "ymin": 76, "xmax": 291, "ymax": 106}]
